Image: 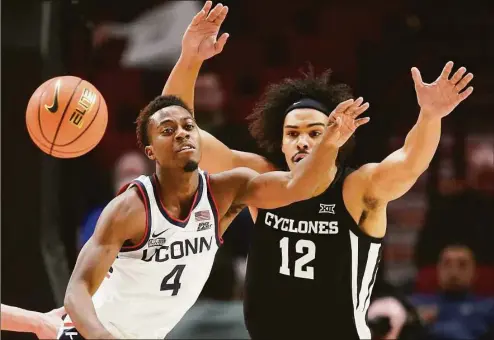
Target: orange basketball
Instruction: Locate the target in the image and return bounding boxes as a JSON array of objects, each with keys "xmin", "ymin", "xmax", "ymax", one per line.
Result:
[{"xmin": 26, "ymin": 76, "xmax": 108, "ymax": 158}]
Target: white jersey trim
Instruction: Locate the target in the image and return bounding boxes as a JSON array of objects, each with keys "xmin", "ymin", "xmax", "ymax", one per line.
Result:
[
  {"xmin": 119, "ymin": 178, "xmax": 152, "ymax": 253},
  {"xmin": 350, "ymin": 229, "xmax": 382, "ymax": 339}
]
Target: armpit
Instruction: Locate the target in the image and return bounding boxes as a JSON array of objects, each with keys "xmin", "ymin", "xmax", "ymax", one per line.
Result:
[
  {"xmin": 226, "ymin": 203, "xmax": 247, "ymax": 219},
  {"xmin": 363, "ymin": 194, "xmax": 380, "ymax": 211}
]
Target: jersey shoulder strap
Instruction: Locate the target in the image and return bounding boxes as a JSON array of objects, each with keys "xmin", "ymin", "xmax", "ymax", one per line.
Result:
[{"xmin": 118, "ymin": 175, "xmax": 153, "ymax": 252}]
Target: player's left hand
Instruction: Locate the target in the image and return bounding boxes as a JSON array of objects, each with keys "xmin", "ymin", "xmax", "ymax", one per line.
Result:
[
  {"xmin": 412, "ymin": 61, "xmax": 474, "ymax": 118},
  {"xmin": 181, "ymin": 1, "xmax": 229, "ymax": 62},
  {"xmin": 34, "ymin": 307, "xmax": 65, "ymax": 339}
]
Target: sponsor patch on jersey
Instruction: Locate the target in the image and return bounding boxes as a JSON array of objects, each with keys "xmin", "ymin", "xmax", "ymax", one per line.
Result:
[
  {"xmin": 319, "ymin": 203, "xmax": 335, "ymax": 214},
  {"xmin": 197, "ymin": 221, "xmax": 212, "ymax": 231},
  {"xmin": 148, "ymin": 238, "xmax": 166, "ymax": 247}
]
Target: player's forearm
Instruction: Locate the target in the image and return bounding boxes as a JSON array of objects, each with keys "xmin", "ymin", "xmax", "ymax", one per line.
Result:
[
  {"xmin": 64, "ymin": 284, "xmax": 115, "ymax": 339},
  {"xmin": 287, "ymin": 141, "xmax": 339, "ymax": 199},
  {"xmin": 162, "ymin": 54, "xmax": 202, "ymax": 113},
  {"xmin": 199, "ymin": 129, "xmax": 274, "ymax": 174},
  {"xmin": 400, "ymin": 111, "xmax": 442, "ymax": 175},
  {"xmin": 1, "ymin": 304, "xmax": 42, "ymax": 334}
]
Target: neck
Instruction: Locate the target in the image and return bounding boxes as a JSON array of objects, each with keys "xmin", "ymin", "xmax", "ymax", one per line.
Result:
[
  {"xmin": 155, "ymin": 166, "xmax": 199, "ymax": 202},
  {"xmin": 313, "ymin": 166, "xmax": 338, "ymax": 197}
]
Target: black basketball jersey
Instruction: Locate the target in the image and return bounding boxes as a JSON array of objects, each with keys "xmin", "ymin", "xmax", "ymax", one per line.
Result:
[{"xmin": 244, "ymin": 167, "xmax": 383, "ymax": 339}]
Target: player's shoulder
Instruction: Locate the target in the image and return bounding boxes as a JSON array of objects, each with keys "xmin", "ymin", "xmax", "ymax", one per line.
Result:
[
  {"xmin": 86, "ymin": 185, "xmax": 146, "ymax": 243},
  {"xmin": 343, "ymin": 163, "xmax": 379, "ymax": 189},
  {"xmin": 104, "ymin": 186, "xmax": 146, "ymax": 226},
  {"xmin": 341, "ymin": 163, "xmax": 381, "ymax": 206},
  {"xmin": 346, "ymin": 163, "xmax": 379, "ymax": 180}
]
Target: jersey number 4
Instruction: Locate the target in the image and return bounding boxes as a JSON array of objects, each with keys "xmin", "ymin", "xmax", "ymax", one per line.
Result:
[
  {"xmin": 160, "ymin": 264, "xmax": 185, "ymax": 295},
  {"xmin": 279, "ymin": 237, "xmax": 315, "ymax": 280}
]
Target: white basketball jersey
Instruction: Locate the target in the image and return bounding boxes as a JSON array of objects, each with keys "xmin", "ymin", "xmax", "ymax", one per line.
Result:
[{"xmin": 66, "ymin": 170, "xmax": 222, "ymax": 339}]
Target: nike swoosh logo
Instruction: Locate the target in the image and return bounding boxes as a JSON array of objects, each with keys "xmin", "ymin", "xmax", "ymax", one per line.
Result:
[
  {"xmin": 152, "ymin": 229, "xmax": 169, "ymax": 238},
  {"xmin": 45, "ymin": 79, "xmax": 61, "ymax": 113}
]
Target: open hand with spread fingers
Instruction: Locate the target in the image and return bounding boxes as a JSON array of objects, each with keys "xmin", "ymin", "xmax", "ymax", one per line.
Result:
[
  {"xmin": 411, "ymin": 61, "xmax": 474, "ymax": 118},
  {"xmin": 181, "ymin": 1, "xmax": 229, "ymax": 62},
  {"xmin": 326, "ymin": 98, "xmax": 370, "ymax": 147}
]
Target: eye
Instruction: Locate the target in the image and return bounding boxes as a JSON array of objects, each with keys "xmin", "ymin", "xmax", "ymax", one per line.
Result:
[
  {"xmin": 310, "ymin": 130, "xmax": 322, "ymax": 138},
  {"xmin": 162, "ymin": 127, "xmax": 174, "ymax": 135},
  {"xmin": 185, "ymin": 123, "xmax": 195, "ymax": 131},
  {"xmin": 287, "ymin": 131, "xmax": 299, "ymax": 137}
]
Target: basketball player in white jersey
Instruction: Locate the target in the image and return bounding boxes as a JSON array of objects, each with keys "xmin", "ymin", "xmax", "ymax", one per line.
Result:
[{"xmin": 58, "ymin": 90, "xmax": 370, "ymax": 339}]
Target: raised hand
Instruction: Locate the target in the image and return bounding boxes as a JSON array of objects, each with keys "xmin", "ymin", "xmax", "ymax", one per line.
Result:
[
  {"xmin": 411, "ymin": 61, "xmax": 474, "ymax": 118},
  {"xmin": 181, "ymin": 1, "xmax": 229, "ymax": 62},
  {"xmin": 326, "ymin": 98, "xmax": 370, "ymax": 147}
]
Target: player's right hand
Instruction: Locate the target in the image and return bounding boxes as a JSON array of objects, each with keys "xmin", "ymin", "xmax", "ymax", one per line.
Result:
[
  {"xmin": 325, "ymin": 98, "xmax": 370, "ymax": 148},
  {"xmin": 181, "ymin": 1, "xmax": 229, "ymax": 62},
  {"xmin": 34, "ymin": 307, "xmax": 65, "ymax": 339}
]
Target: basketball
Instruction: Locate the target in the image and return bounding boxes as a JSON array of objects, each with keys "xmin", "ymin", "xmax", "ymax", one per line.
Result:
[{"xmin": 26, "ymin": 76, "xmax": 108, "ymax": 158}]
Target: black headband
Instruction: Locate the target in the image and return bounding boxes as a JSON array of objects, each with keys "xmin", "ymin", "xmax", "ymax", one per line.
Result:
[{"xmin": 284, "ymin": 98, "xmax": 329, "ymax": 115}]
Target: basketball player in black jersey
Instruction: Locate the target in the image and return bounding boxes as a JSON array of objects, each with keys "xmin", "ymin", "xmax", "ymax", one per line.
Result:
[{"xmin": 162, "ymin": 2, "xmax": 475, "ymax": 338}]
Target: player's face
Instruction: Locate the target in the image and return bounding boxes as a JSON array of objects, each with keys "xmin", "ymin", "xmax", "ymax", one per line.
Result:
[
  {"xmin": 145, "ymin": 106, "xmax": 201, "ymax": 171},
  {"xmin": 282, "ymin": 109, "xmax": 328, "ymax": 170},
  {"xmin": 438, "ymin": 246, "xmax": 475, "ymax": 293}
]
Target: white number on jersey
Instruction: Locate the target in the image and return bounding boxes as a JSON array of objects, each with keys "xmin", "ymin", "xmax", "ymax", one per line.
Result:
[
  {"xmin": 160, "ymin": 265, "xmax": 186, "ymax": 295},
  {"xmin": 279, "ymin": 237, "xmax": 316, "ymax": 279}
]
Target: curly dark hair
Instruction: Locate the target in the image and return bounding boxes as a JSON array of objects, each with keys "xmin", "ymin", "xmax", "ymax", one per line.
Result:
[
  {"xmin": 136, "ymin": 95, "xmax": 193, "ymax": 149},
  {"xmin": 247, "ymin": 68, "xmax": 355, "ymax": 169}
]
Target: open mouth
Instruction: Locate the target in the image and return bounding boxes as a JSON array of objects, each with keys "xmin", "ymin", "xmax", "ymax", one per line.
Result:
[
  {"xmin": 177, "ymin": 144, "xmax": 195, "ymax": 152},
  {"xmin": 292, "ymin": 153, "xmax": 309, "ymax": 163}
]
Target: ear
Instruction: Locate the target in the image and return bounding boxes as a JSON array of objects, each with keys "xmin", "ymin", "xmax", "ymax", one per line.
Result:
[{"xmin": 144, "ymin": 145, "xmax": 156, "ymax": 161}]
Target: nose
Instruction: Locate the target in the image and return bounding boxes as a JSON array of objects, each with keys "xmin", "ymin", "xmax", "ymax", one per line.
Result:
[
  {"xmin": 296, "ymin": 135, "xmax": 309, "ymax": 151},
  {"xmin": 175, "ymin": 127, "xmax": 190, "ymax": 142}
]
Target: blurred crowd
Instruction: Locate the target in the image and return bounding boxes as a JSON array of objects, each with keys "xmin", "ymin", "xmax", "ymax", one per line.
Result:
[{"xmin": 51, "ymin": 0, "xmax": 494, "ymax": 339}]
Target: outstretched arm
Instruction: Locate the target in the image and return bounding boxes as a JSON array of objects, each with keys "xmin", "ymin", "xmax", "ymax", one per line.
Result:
[
  {"xmin": 64, "ymin": 189, "xmax": 144, "ymax": 339},
  {"xmin": 1, "ymin": 304, "xmax": 65, "ymax": 339},
  {"xmin": 198, "ymin": 129, "xmax": 275, "ymax": 174},
  {"xmin": 360, "ymin": 61, "xmax": 474, "ymax": 203},
  {"xmin": 162, "ymin": 2, "xmax": 273, "ymax": 174},
  {"xmin": 1, "ymin": 305, "xmax": 43, "ymax": 334}
]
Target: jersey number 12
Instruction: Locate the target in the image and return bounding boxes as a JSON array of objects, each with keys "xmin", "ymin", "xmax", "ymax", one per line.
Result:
[{"xmin": 279, "ymin": 237, "xmax": 316, "ymax": 279}]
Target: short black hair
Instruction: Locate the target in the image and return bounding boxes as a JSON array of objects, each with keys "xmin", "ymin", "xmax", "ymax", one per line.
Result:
[
  {"xmin": 246, "ymin": 68, "xmax": 355, "ymax": 169},
  {"xmin": 136, "ymin": 95, "xmax": 193, "ymax": 149}
]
